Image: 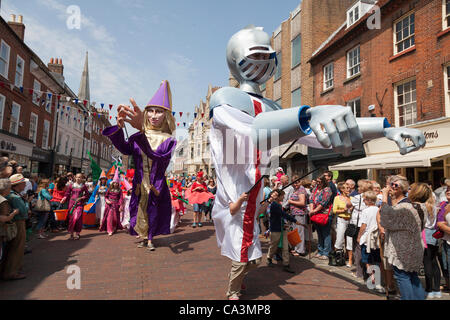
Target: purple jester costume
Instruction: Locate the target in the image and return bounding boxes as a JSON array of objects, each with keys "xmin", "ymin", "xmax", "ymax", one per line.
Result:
[{"xmin": 103, "ymin": 81, "xmax": 177, "ymax": 242}]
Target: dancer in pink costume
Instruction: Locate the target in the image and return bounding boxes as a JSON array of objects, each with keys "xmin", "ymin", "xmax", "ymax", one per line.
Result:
[
  {"xmin": 61, "ymin": 173, "xmax": 90, "ymax": 240},
  {"xmin": 99, "ymin": 170, "xmax": 124, "ymax": 236}
]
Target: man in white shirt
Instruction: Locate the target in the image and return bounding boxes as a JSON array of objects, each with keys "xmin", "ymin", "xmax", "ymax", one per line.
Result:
[{"xmin": 280, "ymin": 175, "xmax": 294, "ymax": 211}]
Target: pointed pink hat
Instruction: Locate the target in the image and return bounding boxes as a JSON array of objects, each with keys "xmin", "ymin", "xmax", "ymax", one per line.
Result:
[
  {"xmin": 113, "ymin": 168, "xmax": 120, "ymax": 184},
  {"xmin": 146, "ymin": 80, "xmax": 173, "ymax": 111},
  {"xmin": 123, "ymin": 179, "xmax": 132, "ymax": 191}
]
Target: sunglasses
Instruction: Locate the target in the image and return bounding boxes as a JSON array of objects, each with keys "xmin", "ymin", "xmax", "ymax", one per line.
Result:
[{"xmin": 391, "ymin": 183, "xmax": 400, "ymax": 188}]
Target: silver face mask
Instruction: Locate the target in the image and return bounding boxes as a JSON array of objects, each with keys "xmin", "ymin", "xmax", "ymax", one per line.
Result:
[{"xmin": 227, "ymin": 26, "xmax": 277, "ymax": 89}]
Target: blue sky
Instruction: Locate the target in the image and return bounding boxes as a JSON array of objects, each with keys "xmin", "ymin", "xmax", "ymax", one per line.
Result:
[{"xmin": 1, "ymin": 0, "xmax": 301, "ymax": 139}]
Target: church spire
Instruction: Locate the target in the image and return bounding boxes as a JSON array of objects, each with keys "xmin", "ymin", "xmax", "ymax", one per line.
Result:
[{"xmin": 78, "ymin": 51, "xmax": 90, "ymax": 103}]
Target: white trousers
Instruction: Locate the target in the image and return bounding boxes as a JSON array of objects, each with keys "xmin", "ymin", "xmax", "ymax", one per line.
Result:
[{"xmin": 334, "ymin": 216, "xmax": 353, "ymax": 251}]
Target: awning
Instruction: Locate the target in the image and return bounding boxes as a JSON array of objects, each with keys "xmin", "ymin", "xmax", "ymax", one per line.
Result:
[{"xmin": 329, "ymin": 147, "xmax": 450, "ymax": 171}]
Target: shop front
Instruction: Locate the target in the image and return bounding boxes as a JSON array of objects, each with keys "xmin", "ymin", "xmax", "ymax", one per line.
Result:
[
  {"xmin": 0, "ymin": 132, "xmax": 34, "ymax": 171},
  {"xmin": 30, "ymin": 147, "xmax": 52, "ymax": 177},
  {"xmin": 272, "ymin": 143, "xmax": 309, "ymax": 178},
  {"xmin": 329, "ymin": 118, "xmax": 450, "ymax": 189},
  {"xmin": 70, "ymin": 157, "xmax": 82, "ymax": 174},
  {"xmin": 54, "ymin": 153, "xmax": 70, "ymax": 175}
]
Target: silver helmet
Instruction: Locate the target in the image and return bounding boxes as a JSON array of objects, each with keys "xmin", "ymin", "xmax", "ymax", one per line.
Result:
[{"xmin": 227, "ymin": 25, "xmax": 277, "ymax": 94}]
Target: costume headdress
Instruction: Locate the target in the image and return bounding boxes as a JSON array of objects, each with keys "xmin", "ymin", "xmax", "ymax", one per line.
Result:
[
  {"xmin": 146, "ymin": 80, "xmax": 173, "ymax": 112},
  {"xmin": 113, "ymin": 169, "xmax": 120, "ymax": 184}
]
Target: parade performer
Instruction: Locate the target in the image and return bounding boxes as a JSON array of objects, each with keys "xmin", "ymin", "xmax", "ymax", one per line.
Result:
[
  {"xmin": 121, "ymin": 179, "xmax": 133, "ymax": 231},
  {"xmin": 103, "ymin": 80, "xmax": 177, "ymax": 251},
  {"xmin": 185, "ymin": 171, "xmax": 214, "ymax": 228},
  {"xmin": 169, "ymin": 177, "xmax": 187, "ymax": 233},
  {"xmin": 209, "ymin": 25, "xmax": 426, "ymax": 300},
  {"xmin": 61, "ymin": 173, "xmax": 90, "ymax": 240},
  {"xmin": 93, "ymin": 171, "xmax": 108, "ymax": 225},
  {"xmin": 99, "ymin": 170, "xmax": 123, "ymax": 236}
]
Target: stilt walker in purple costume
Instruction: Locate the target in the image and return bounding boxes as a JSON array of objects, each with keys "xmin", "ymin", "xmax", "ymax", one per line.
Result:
[
  {"xmin": 103, "ymin": 81, "xmax": 177, "ymax": 251},
  {"xmin": 61, "ymin": 173, "xmax": 90, "ymax": 240}
]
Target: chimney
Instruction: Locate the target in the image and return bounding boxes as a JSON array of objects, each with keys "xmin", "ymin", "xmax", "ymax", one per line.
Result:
[
  {"xmin": 8, "ymin": 14, "xmax": 25, "ymax": 41},
  {"xmin": 48, "ymin": 57, "xmax": 64, "ymax": 76}
]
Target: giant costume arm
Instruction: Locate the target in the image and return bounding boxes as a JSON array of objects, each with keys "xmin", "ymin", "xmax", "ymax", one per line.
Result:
[{"xmin": 103, "ymin": 126, "xmax": 134, "ymax": 156}]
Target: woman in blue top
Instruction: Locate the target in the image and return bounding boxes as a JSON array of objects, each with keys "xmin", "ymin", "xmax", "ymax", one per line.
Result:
[{"xmin": 36, "ymin": 179, "xmax": 52, "ymax": 239}]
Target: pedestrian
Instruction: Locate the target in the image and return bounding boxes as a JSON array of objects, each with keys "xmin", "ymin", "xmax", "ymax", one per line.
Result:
[
  {"xmin": 35, "ymin": 179, "xmax": 52, "ymax": 239},
  {"xmin": 259, "ymin": 177, "xmax": 272, "ymax": 237},
  {"xmin": 332, "ymin": 182, "xmax": 354, "ymax": 267},
  {"xmin": 61, "ymin": 173, "xmax": 90, "ymax": 240},
  {"xmin": 350, "ymin": 179, "xmax": 374, "ymax": 279},
  {"xmin": 0, "ymin": 179, "xmax": 19, "ymax": 272},
  {"xmin": 346, "ymin": 179, "xmax": 355, "ymax": 194},
  {"xmin": 436, "ymin": 181, "xmax": 450, "ymax": 294},
  {"xmin": 288, "ymin": 176, "xmax": 309, "ymax": 256},
  {"xmin": 356, "ymin": 191, "xmax": 383, "ymax": 293},
  {"xmin": 435, "ymin": 178, "xmax": 450, "ymax": 204},
  {"xmin": 421, "ymin": 183, "xmax": 442, "ymax": 299},
  {"xmin": 309, "ymin": 175, "xmax": 333, "ymax": 260},
  {"xmin": 187, "ymin": 171, "xmax": 213, "ymax": 228},
  {"xmin": 0, "ymin": 158, "xmax": 12, "ymax": 178},
  {"xmin": 276, "ymin": 167, "xmax": 284, "ymax": 181},
  {"xmin": 379, "ymin": 178, "xmax": 427, "ymax": 300},
  {"xmin": 99, "ymin": 170, "xmax": 123, "ymax": 236},
  {"xmin": 2, "ymin": 174, "xmax": 31, "ymax": 280},
  {"xmin": 279, "ymin": 175, "xmax": 294, "ymax": 212},
  {"xmin": 266, "ymin": 189, "xmax": 300, "ymax": 273},
  {"xmin": 204, "ymin": 178, "xmax": 217, "ymax": 222}
]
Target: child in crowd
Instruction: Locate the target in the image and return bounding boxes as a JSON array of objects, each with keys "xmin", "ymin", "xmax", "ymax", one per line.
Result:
[
  {"xmin": 100, "ymin": 171, "xmax": 123, "ymax": 236},
  {"xmin": 266, "ymin": 189, "xmax": 301, "ymax": 273},
  {"xmin": 357, "ymin": 190, "xmax": 384, "ymax": 292}
]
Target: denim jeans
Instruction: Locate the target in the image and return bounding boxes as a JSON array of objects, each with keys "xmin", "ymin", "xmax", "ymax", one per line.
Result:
[
  {"xmin": 35, "ymin": 211, "xmax": 49, "ymax": 231},
  {"xmin": 393, "ymin": 266, "xmax": 425, "ymax": 300},
  {"xmin": 316, "ymin": 215, "xmax": 332, "ymax": 257}
]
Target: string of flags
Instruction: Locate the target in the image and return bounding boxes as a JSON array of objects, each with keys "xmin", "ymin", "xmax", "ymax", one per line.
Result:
[{"xmin": 0, "ymin": 79, "xmax": 210, "ymax": 128}]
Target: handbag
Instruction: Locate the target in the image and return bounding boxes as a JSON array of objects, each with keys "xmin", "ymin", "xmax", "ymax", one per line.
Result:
[
  {"xmin": 310, "ymin": 189, "xmax": 331, "ymax": 226},
  {"xmin": 35, "ymin": 191, "xmax": 51, "ymax": 212},
  {"xmin": 432, "ymin": 229, "xmax": 444, "ymax": 239},
  {"xmin": 345, "ymin": 196, "xmax": 362, "ymax": 238},
  {"xmin": 5, "ymin": 222, "xmax": 17, "ymax": 241}
]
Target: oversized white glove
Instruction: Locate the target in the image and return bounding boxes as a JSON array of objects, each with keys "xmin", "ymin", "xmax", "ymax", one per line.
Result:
[
  {"xmin": 307, "ymin": 105, "xmax": 363, "ymax": 157},
  {"xmin": 383, "ymin": 127, "xmax": 426, "ymax": 155}
]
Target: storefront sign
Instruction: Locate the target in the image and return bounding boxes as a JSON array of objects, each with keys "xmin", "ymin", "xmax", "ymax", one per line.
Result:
[
  {"xmin": 31, "ymin": 148, "xmax": 52, "ymax": 163},
  {"xmin": 55, "ymin": 154, "xmax": 70, "ymax": 166},
  {"xmin": 0, "ymin": 133, "xmax": 34, "ymax": 157}
]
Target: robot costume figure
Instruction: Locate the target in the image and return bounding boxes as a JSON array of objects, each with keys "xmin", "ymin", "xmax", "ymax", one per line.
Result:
[{"xmin": 209, "ymin": 25, "xmax": 425, "ymax": 300}]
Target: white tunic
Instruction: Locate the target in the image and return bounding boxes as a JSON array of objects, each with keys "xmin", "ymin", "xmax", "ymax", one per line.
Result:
[{"xmin": 210, "ymin": 102, "xmax": 325, "ymax": 263}]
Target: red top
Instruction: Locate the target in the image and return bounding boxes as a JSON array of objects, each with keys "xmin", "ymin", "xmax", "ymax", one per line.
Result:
[
  {"xmin": 51, "ymin": 187, "xmax": 66, "ymax": 202},
  {"xmin": 192, "ymin": 181, "xmax": 207, "ymax": 192}
]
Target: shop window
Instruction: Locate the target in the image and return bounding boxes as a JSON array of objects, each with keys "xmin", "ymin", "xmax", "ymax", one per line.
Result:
[
  {"xmin": 0, "ymin": 40, "xmax": 10, "ymax": 79},
  {"xmin": 323, "ymin": 62, "xmax": 334, "ymax": 90},
  {"xmin": 15, "ymin": 55, "xmax": 24, "ymax": 88},
  {"xmin": 274, "ymin": 52, "xmax": 282, "ymax": 81},
  {"xmin": 445, "ymin": 64, "xmax": 450, "ymax": 117},
  {"xmin": 292, "ymin": 35, "xmax": 301, "ymax": 68},
  {"xmin": 0, "ymin": 94, "xmax": 4, "ymax": 130},
  {"xmin": 291, "ymin": 87, "xmax": 301, "ymax": 108},
  {"xmin": 394, "ymin": 12, "xmax": 415, "ymax": 54},
  {"xmin": 444, "ymin": 0, "xmax": 450, "ymax": 29},
  {"xmin": 396, "ymin": 79, "xmax": 417, "ymax": 126},
  {"xmin": 347, "ymin": 46, "xmax": 360, "ymax": 78},
  {"xmin": 10, "ymin": 102, "xmax": 20, "ymax": 135},
  {"xmin": 42, "ymin": 120, "xmax": 50, "ymax": 150},
  {"xmin": 29, "ymin": 113, "xmax": 38, "ymax": 143},
  {"xmin": 347, "ymin": 98, "xmax": 361, "ymax": 117}
]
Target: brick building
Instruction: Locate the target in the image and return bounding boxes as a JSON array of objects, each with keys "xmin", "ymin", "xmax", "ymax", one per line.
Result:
[
  {"xmin": 260, "ymin": 0, "xmax": 354, "ymax": 178},
  {"xmin": 0, "ymin": 14, "xmax": 80, "ymax": 177},
  {"xmin": 310, "ymin": 0, "xmax": 450, "ymax": 186}
]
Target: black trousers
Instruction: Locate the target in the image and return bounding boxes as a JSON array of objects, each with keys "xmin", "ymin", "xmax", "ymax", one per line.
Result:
[{"xmin": 423, "ymin": 244, "xmax": 441, "ymax": 292}]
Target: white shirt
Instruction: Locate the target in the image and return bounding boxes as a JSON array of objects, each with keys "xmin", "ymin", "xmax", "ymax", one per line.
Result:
[
  {"xmin": 282, "ymin": 185, "xmax": 294, "ymax": 209},
  {"xmin": 359, "ymin": 205, "xmax": 379, "ymax": 246},
  {"xmin": 350, "ymin": 194, "xmax": 368, "ymax": 227},
  {"xmin": 21, "ymin": 180, "xmax": 33, "ymax": 196}
]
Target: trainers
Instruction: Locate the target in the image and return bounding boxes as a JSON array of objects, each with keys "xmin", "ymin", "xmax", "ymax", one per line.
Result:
[
  {"xmin": 198, "ymin": 223, "xmax": 203, "ymax": 227},
  {"xmin": 147, "ymin": 243, "xmax": 156, "ymax": 251},
  {"xmin": 192, "ymin": 223, "xmax": 197, "ymax": 228},
  {"xmin": 267, "ymin": 258, "xmax": 274, "ymax": 267},
  {"xmin": 433, "ymin": 291, "xmax": 442, "ymax": 299},
  {"xmin": 427, "ymin": 292, "xmax": 435, "ymax": 299},
  {"xmin": 374, "ymin": 285, "xmax": 385, "ymax": 293},
  {"xmin": 137, "ymin": 240, "xmax": 148, "ymax": 248},
  {"xmin": 283, "ymin": 265, "xmax": 295, "ymax": 273}
]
